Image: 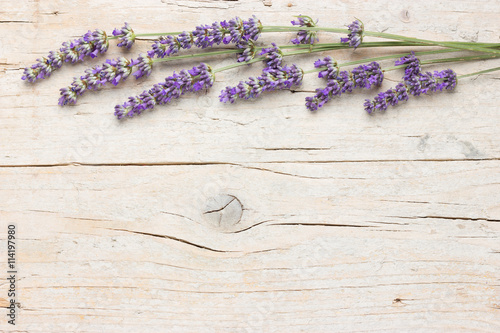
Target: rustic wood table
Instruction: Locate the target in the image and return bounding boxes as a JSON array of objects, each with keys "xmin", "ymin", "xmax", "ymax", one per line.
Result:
[{"xmin": 1, "ymin": 0, "xmax": 499, "ymax": 332}]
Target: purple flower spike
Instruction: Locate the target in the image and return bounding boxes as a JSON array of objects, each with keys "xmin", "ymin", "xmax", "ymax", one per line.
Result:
[
  {"xmin": 305, "ymin": 60, "xmax": 383, "ymax": 111},
  {"xmin": 364, "ymin": 66, "xmax": 457, "ymax": 114},
  {"xmin": 237, "ymin": 40, "xmax": 257, "ymax": 63},
  {"xmin": 76, "ymin": 29, "xmax": 109, "ymax": 60},
  {"xmin": 395, "ymin": 52, "xmax": 457, "ymax": 98},
  {"xmin": 340, "ymin": 19, "xmax": 364, "ymax": 49},
  {"xmin": 192, "ymin": 25, "xmax": 211, "ymax": 48},
  {"xmin": 395, "ymin": 51, "xmax": 421, "ymax": 80},
  {"xmin": 112, "ymin": 22, "xmax": 136, "ymax": 49},
  {"xmin": 305, "ymin": 70, "xmax": 353, "ymax": 111},
  {"xmin": 364, "ymin": 83, "xmax": 409, "ymax": 113},
  {"xmin": 151, "ymin": 35, "xmax": 179, "ymax": 58},
  {"xmin": 243, "ymin": 15, "xmax": 263, "ymax": 41},
  {"xmin": 22, "ymin": 28, "xmax": 111, "ymax": 83},
  {"xmin": 59, "ymin": 86, "xmax": 78, "ymax": 106},
  {"xmin": 58, "ymin": 57, "xmax": 137, "ymax": 106},
  {"xmin": 114, "ymin": 63, "xmax": 215, "ymax": 119},
  {"xmin": 260, "ymin": 43, "xmax": 283, "ymax": 69},
  {"xmin": 150, "ymin": 16, "xmax": 262, "ymax": 60},
  {"xmin": 219, "ymin": 64, "xmax": 303, "ymax": 103},
  {"xmin": 434, "ymin": 69, "xmax": 457, "ymax": 91},
  {"xmin": 22, "ymin": 50, "xmax": 65, "ymax": 82},
  {"xmin": 314, "ymin": 56, "xmax": 339, "ymax": 80},
  {"xmin": 291, "ymin": 15, "xmax": 318, "ymax": 45},
  {"xmin": 133, "ymin": 54, "xmax": 154, "ymax": 79},
  {"xmin": 351, "ymin": 62, "xmax": 384, "ymax": 89},
  {"xmin": 58, "ymin": 77, "xmax": 87, "ymax": 106}
]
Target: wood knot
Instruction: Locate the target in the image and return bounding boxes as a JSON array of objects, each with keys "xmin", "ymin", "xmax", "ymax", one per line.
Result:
[
  {"xmin": 399, "ymin": 9, "xmax": 411, "ymax": 23},
  {"xmin": 202, "ymin": 194, "xmax": 243, "ymax": 230}
]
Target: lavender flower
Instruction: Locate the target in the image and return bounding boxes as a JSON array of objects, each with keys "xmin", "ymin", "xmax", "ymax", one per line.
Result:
[
  {"xmin": 314, "ymin": 56, "xmax": 339, "ymax": 79},
  {"xmin": 291, "ymin": 15, "xmax": 318, "ymax": 45},
  {"xmin": 219, "ymin": 43, "xmax": 303, "ymax": 103},
  {"xmin": 74, "ymin": 29, "xmax": 109, "ymax": 60},
  {"xmin": 260, "ymin": 43, "xmax": 283, "ymax": 68},
  {"xmin": 114, "ymin": 63, "xmax": 215, "ymax": 119},
  {"xmin": 22, "ymin": 51, "xmax": 65, "ymax": 83},
  {"xmin": 305, "ymin": 57, "xmax": 383, "ymax": 111},
  {"xmin": 150, "ymin": 16, "xmax": 262, "ymax": 59},
  {"xmin": 434, "ymin": 69, "xmax": 457, "ymax": 90},
  {"xmin": 395, "ymin": 51, "xmax": 421, "ymax": 80},
  {"xmin": 112, "ymin": 22, "xmax": 136, "ymax": 49},
  {"xmin": 219, "ymin": 64, "xmax": 303, "ymax": 103},
  {"xmin": 22, "ymin": 28, "xmax": 110, "ymax": 83},
  {"xmin": 58, "ymin": 57, "xmax": 137, "ymax": 106},
  {"xmin": 150, "ymin": 35, "xmax": 178, "ymax": 58},
  {"xmin": 340, "ymin": 19, "xmax": 364, "ymax": 49},
  {"xmin": 58, "ymin": 51, "xmax": 153, "ymax": 106},
  {"xmin": 363, "ymin": 83, "xmax": 409, "ymax": 113},
  {"xmin": 133, "ymin": 54, "xmax": 154, "ymax": 79},
  {"xmin": 364, "ymin": 69, "xmax": 457, "ymax": 113},
  {"xmin": 192, "ymin": 24, "xmax": 211, "ymax": 49},
  {"xmin": 305, "ymin": 71, "xmax": 352, "ymax": 111},
  {"xmin": 351, "ymin": 62, "xmax": 384, "ymax": 89},
  {"xmin": 22, "ymin": 23, "xmax": 137, "ymax": 83},
  {"xmin": 237, "ymin": 40, "xmax": 257, "ymax": 63},
  {"xmin": 243, "ymin": 16, "xmax": 263, "ymax": 41}
]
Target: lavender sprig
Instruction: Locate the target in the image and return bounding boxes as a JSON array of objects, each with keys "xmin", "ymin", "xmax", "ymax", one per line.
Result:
[
  {"xmin": 112, "ymin": 22, "xmax": 136, "ymax": 49},
  {"xmin": 305, "ymin": 57, "xmax": 383, "ymax": 111},
  {"xmin": 114, "ymin": 63, "xmax": 215, "ymax": 119},
  {"xmin": 340, "ymin": 19, "xmax": 364, "ymax": 49},
  {"xmin": 149, "ymin": 16, "xmax": 262, "ymax": 60},
  {"xmin": 133, "ymin": 53, "xmax": 154, "ymax": 79},
  {"xmin": 290, "ymin": 15, "xmax": 318, "ymax": 45},
  {"xmin": 22, "ymin": 29, "xmax": 109, "ymax": 83},
  {"xmin": 363, "ymin": 83, "xmax": 409, "ymax": 114},
  {"xmin": 261, "ymin": 43, "xmax": 283, "ymax": 68},
  {"xmin": 58, "ymin": 57, "xmax": 138, "ymax": 106},
  {"xmin": 364, "ymin": 68, "xmax": 457, "ymax": 113},
  {"xmin": 58, "ymin": 52, "xmax": 154, "ymax": 106},
  {"xmin": 22, "ymin": 23, "xmax": 137, "ymax": 83},
  {"xmin": 237, "ymin": 40, "xmax": 257, "ymax": 63},
  {"xmin": 219, "ymin": 64, "xmax": 303, "ymax": 103},
  {"xmin": 219, "ymin": 45, "xmax": 303, "ymax": 103},
  {"xmin": 394, "ymin": 51, "xmax": 421, "ymax": 80}
]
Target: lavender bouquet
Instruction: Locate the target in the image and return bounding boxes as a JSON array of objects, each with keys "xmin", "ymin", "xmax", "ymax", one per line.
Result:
[{"xmin": 22, "ymin": 16, "xmax": 500, "ymax": 120}]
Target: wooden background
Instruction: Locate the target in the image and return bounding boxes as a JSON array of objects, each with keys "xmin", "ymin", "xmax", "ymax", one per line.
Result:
[{"xmin": 1, "ymin": 0, "xmax": 499, "ymax": 331}]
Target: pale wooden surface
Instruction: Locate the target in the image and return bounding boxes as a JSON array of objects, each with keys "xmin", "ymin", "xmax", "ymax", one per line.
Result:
[{"xmin": 1, "ymin": 0, "xmax": 500, "ymax": 332}]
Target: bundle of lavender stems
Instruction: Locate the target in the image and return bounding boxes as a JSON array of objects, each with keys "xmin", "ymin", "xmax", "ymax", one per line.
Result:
[{"xmin": 22, "ymin": 15, "xmax": 500, "ymax": 120}]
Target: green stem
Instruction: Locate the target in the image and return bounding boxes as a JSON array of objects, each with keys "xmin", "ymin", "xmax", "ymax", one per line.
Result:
[
  {"xmin": 152, "ymin": 49, "xmax": 242, "ymax": 63},
  {"xmin": 148, "ymin": 40, "xmax": 500, "ymax": 77},
  {"xmin": 383, "ymin": 54, "xmax": 500, "ymax": 72},
  {"xmin": 153, "ymin": 41, "xmax": 500, "ymax": 68},
  {"xmin": 108, "ymin": 32, "xmax": 183, "ymax": 41},
  {"xmin": 107, "ymin": 25, "xmax": 500, "ymax": 53},
  {"xmin": 213, "ymin": 57, "xmax": 265, "ymax": 73},
  {"xmin": 135, "ymin": 32, "xmax": 183, "ymax": 37},
  {"xmin": 303, "ymin": 49, "xmax": 485, "ymax": 74},
  {"xmin": 363, "ymin": 31, "xmax": 500, "ymax": 55},
  {"xmin": 458, "ymin": 66, "xmax": 500, "ymax": 79},
  {"xmin": 264, "ymin": 25, "xmax": 500, "ymax": 55}
]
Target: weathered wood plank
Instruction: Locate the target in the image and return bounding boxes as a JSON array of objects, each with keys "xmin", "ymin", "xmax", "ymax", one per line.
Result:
[
  {"xmin": 0, "ymin": 163, "xmax": 499, "ymax": 331},
  {"xmin": 0, "ymin": 0, "xmax": 499, "ymax": 331}
]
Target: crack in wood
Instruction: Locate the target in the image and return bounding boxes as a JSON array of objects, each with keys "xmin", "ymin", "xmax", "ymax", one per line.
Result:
[
  {"xmin": 105, "ymin": 228, "xmax": 239, "ymax": 253},
  {"xmin": 0, "ymin": 158, "xmax": 499, "ymax": 168},
  {"xmin": 390, "ymin": 215, "xmax": 500, "ymax": 223},
  {"xmin": 267, "ymin": 223, "xmax": 374, "ymax": 228}
]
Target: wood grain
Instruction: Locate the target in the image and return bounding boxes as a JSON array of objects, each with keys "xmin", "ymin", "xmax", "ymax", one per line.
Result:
[{"xmin": 0, "ymin": 0, "xmax": 499, "ymax": 332}]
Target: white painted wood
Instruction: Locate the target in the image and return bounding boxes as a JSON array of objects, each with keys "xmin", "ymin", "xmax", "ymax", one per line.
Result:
[{"xmin": 0, "ymin": 0, "xmax": 499, "ymax": 332}]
